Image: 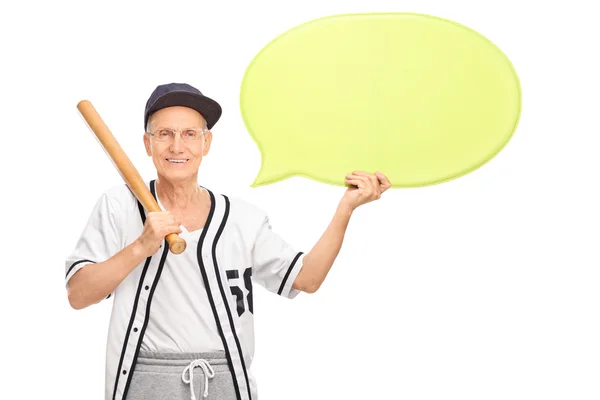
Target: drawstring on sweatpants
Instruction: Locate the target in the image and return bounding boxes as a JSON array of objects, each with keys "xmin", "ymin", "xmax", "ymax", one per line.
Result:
[{"xmin": 181, "ymin": 358, "xmax": 215, "ymax": 400}]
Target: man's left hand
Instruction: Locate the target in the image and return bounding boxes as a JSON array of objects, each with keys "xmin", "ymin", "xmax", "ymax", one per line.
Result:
[{"xmin": 342, "ymin": 171, "xmax": 391, "ymax": 211}]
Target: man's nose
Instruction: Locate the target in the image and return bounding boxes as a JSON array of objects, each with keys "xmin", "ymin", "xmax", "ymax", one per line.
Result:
[{"xmin": 169, "ymin": 132, "xmax": 185, "ymax": 152}]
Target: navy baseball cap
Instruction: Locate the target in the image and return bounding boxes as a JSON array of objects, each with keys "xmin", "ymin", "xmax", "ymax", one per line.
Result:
[{"xmin": 144, "ymin": 83, "xmax": 222, "ymax": 130}]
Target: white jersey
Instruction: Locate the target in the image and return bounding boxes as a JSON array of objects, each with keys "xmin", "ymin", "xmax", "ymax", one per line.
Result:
[
  {"xmin": 140, "ymin": 190, "xmax": 224, "ymax": 354},
  {"xmin": 64, "ymin": 179, "xmax": 305, "ymax": 400}
]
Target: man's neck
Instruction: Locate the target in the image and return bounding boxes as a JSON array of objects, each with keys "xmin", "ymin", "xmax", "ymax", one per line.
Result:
[{"xmin": 156, "ymin": 175, "xmax": 206, "ymax": 210}]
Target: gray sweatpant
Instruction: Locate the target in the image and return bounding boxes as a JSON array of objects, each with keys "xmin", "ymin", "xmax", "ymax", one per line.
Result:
[{"xmin": 126, "ymin": 350, "xmax": 236, "ymax": 400}]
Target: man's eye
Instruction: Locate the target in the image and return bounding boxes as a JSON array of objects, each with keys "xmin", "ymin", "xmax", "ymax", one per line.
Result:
[{"xmin": 183, "ymin": 131, "xmax": 197, "ymax": 138}]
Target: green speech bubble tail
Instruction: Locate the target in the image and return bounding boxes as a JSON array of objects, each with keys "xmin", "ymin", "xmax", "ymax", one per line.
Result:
[{"xmin": 250, "ymin": 156, "xmax": 290, "ymax": 188}]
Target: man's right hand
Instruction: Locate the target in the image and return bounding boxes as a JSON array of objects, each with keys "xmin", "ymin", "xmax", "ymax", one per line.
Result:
[{"xmin": 136, "ymin": 211, "xmax": 182, "ymax": 257}]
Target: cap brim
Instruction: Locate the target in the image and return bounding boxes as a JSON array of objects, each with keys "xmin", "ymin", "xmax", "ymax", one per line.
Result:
[{"xmin": 145, "ymin": 91, "xmax": 222, "ymax": 130}]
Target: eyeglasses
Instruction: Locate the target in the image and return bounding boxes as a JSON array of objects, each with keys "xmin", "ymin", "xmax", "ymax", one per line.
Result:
[{"xmin": 146, "ymin": 128, "xmax": 208, "ymax": 142}]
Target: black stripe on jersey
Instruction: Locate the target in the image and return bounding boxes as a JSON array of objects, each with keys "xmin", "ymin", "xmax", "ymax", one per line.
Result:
[
  {"xmin": 196, "ymin": 190, "xmax": 243, "ymax": 400},
  {"xmin": 111, "ymin": 208, "xmax": 152, "ymax": 400},
  {"xmin": 122, "ymin": 240, "xmax": 169, "ymax": 400},
  {"xmin": 121, "ymin": 179, "xmax": 170, "ymax": 399},
  {"xmin": 213, "ymin": 195, "xmax": 252, "ymax": 400},
  {"xmin": 65, "ymin": 259, "xmax": 95, "ymax": 278},
  {"xmin": 112, "ymin": 179, "xmax": 165, "ymax": 400},
  {"xmin": 277, "ymin": 251, "xmax": 304, "ymax": 295},
  {"xmin": 137, "ymin": 198, "xmax": 146, "ymax": 224},
  {"xmin": 66, "ymin": 260, "xmax": 111, "ymax": 299}
]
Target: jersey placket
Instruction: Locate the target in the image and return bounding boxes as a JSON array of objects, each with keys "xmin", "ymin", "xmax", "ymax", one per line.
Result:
[
  {"xmin": 111, "ymin": 180, "xmax": 170, "ymax": 400},
  {"xmin": 196, "ymin": 192, "xmax": 252, "ymax": 400}
]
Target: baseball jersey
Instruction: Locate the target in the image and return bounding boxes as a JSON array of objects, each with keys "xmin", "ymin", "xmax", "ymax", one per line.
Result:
[{"xmin": 64, "ymin": 179, "xmax": 306, "ymax": 400}]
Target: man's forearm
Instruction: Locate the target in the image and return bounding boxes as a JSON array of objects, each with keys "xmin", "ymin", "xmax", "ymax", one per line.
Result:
[
  {"xmin": 67, "ymin": 240, "xmax": 148, "ymax": 310},
  {"xmin": 294, "ymin": 201, "xmax": 354, "ymax": 293}
]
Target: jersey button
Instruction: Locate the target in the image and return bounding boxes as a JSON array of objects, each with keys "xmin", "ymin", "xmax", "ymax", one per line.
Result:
[
  {"xmin": 122, "ymin": 370, "xmax": 127, "ymax": 375},
  {"xmin": 145, "ymin": 285, "xmax": 149, "ymax": 290},
  {"xmin": 134, "ymin": 327, "xmax": 138, "ymax": 333}
]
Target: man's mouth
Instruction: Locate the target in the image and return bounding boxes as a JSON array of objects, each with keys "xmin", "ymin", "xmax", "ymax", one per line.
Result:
[{"xmin": 167, "ymin": 159, "xmax": 189, "ymax": 164}]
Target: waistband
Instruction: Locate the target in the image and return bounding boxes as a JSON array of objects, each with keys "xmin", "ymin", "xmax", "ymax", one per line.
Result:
[
  {"xmin": 136, "ymin": 350, "xmax": 229, "ymax": 399},
  {"xmin": 137, "ymin": 350, "xmax": 228, "ymax": 366}
]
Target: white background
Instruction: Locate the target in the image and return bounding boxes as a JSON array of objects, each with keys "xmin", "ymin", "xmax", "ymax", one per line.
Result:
[{"xmin": 1, "ymin": 0, "xmax": 599, "ymax": 399}]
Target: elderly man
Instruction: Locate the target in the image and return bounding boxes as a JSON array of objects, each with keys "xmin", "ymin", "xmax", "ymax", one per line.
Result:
[{"xmin": 65, "ymin": 82, "xmax": 391, "ymax": 400}]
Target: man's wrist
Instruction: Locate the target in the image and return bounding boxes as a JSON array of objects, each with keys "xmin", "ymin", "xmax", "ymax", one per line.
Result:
[
  {"xmin": 337, "ymin": 199, "xmax": 355, "ymax": 217},
  {"xmin": 130, "ymin": 239, "xmax": 149, "ymax": 261}
]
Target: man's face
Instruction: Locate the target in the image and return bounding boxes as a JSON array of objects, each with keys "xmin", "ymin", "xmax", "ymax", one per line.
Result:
[{"xmin": 143, "ymin": 106, "xmax": 213, "ymax": 183}]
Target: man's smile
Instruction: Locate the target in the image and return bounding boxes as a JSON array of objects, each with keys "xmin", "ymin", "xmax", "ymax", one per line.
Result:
[{"xmin": 166, "ymin": 158, "xmax": 189, "ymax": 164}]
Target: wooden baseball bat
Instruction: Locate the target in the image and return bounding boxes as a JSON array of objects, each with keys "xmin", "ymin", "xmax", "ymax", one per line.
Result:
[{"xmin": 76, "ymin": 100, "xmax": 187, "ymax": 255}]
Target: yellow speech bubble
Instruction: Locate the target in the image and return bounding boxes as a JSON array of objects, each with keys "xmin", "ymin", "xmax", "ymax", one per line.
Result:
[{"xmin": 240, "ymin": 12, "xmax": 521, "ymax": 188}]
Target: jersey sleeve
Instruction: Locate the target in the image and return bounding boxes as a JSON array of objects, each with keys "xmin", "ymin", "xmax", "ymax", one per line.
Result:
[
  {"xmin": 64, "ymin": 191, "xmax": 124, "ymax": 300},
  {"xmin": 251, "ymin": 215, "xmax": 305, "ymax": 299}
]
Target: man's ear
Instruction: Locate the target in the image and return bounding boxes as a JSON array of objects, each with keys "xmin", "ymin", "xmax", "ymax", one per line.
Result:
[
  {"xmin": 202, "ymin": 131, "xmax": 213, "ymax": 156},
  {"xmin": 143, "ymin": 133, "xmax": 152, "ymax": 156}
]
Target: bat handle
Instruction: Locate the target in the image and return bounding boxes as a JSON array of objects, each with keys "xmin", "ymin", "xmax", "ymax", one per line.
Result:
[{"xmin": 166, "ymin": 233, "xmax": 187, "ymax": 254}]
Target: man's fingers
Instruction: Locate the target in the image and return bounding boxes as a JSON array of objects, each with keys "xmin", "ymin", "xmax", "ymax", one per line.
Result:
[
  {"xmin": 162, "ymin": 225, "xmax": 182, "ymax": 236},
  {"xmin": 352, "ymin": 171, "xmax": 382, "ymax": 189},
  {"xmin": 346, "ymin": 173, "xmax": 371, "ymax": 181},
  {"xmin": 351, "ymin": 171, "xmax": 372, "ymax": 177},
  {"xmin": 374, "ymin": 171, "xmax": 390, "ymax": 184},
  {"xmin": 148, "ymin": 211, "xmax": 172, "ymax": 219},
  {"xmin": 345, "ymin": 178, "xmax": 364, "ymax": 187},
  {"xmin": 352, "ymin": 170, "xmax": 391, "ymax": 193},
  {"xmin": 346, "ymin": 176, "xmax": 377, "ymax": 197},
  {"xmin": 167, "ymin": 213, "xmax": 181, "ymax": 226},
  {"xmin": 375, "ymin": 171, "xmax": 391, "ymax": 191},
  {"xmin": 346, "ymin": 174, "xmax": 370, "ymax": 185},
  {"xmin": 149, "ymin": 212, "xmax": 180, "ymax": 224}
]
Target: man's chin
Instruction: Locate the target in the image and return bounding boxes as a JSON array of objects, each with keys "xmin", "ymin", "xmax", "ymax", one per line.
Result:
[{"xmin": 160, "ymin": 168, "xmax": 196, "ymax": 181}]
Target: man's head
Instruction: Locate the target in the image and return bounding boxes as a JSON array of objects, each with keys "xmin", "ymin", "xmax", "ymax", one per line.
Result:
[{"xmin": 143, "ymin": 83, "xmax": 222, "ymax": 183}]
